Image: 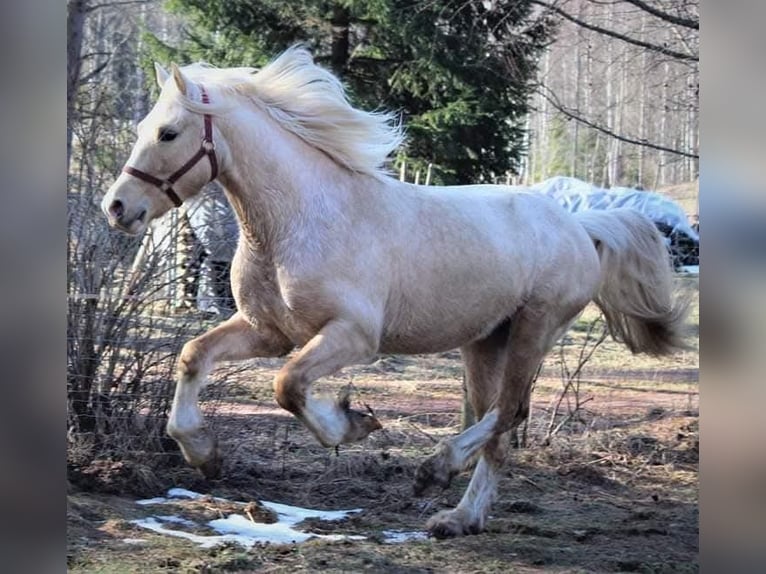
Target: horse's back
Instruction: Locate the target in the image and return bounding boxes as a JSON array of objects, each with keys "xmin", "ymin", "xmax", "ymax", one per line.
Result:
[
  {"xmin": 396, "ymin": 182, "xmax": 597, "ymax": 282},
  {"xmin": 375, "ymin": 182, "xmax": 600, "ymax": 353}
]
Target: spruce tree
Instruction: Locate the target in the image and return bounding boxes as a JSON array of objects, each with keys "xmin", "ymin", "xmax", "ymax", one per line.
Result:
[{"xmin": 151, "ymin": 0, "xmax": 551, "ymax": 184}]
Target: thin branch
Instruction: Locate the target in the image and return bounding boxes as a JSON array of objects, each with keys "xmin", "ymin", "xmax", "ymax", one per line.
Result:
[
  {"xmin": 80, "ymin": 51, "xmax": 114, "ymax": 60},
  {"xmin": 529, "ymin": 0, "xmax": 697, "ymax": 62},
  {"xmin": 538, "ymin": 86, "xmax": 699, "ymax": 159},
  {"xmin": 617, "ymin": 0, "xmax": 698, "ymax": 30},
  {"xmin": 549, "ymin": 396, "xmax": 594, "ymax": 438},
  {"xmin": 78, "ymin": 60, "xmax": 111, "ymax": 85}
]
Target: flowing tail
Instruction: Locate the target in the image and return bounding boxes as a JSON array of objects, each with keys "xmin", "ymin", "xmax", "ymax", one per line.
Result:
[{"xmin": 576, "ymin": 208, "xmax": 690, "ymax": 356}]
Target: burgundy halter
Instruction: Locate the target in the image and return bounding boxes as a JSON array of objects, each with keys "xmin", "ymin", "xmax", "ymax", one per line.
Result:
[{"xmin": 122, "ymin": 86, "xmax": 218, "ymax": 208}]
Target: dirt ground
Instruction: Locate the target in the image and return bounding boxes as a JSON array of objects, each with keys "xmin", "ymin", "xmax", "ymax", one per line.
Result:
[{"xmin": 68, "ymin": 281, "xmax": 698, "ymax": 573}]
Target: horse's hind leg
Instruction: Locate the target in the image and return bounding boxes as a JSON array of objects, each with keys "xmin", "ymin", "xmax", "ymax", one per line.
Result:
[
  {"xmin": 427, "ymin": 437, "xmax": 509, "ymax": 538},
  {"xmin": 414, "ymin": 319, "xmax": 510, "ymax": 495},
  {"xmin": 425, "ymin": 303, "xmax": 583, "ymax": 538},
  {"xmin": 168, "ymin": 313, "xmax": 293, "ymax": 478},
  {"xmin": 273, "ymin": 318, "xmax": 382, "ymax": 447}
]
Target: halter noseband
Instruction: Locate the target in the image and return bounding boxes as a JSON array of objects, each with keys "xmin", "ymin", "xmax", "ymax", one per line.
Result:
[{"xmin": 122, "ymin": 86, "xmax": 218, "ymax": 208}]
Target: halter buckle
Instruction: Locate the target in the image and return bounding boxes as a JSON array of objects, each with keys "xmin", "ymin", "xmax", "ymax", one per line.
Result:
[{"xmin": 202, "ymin": 139, "xmax": 216, "ymax": 152}]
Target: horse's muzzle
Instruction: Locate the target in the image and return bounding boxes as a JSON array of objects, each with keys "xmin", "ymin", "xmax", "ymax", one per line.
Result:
[{"xmin": 104, "ymin": 199, "xmax": 147, "ymax": 234}]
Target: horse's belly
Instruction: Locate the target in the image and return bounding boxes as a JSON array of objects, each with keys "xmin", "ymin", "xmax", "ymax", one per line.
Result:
[
  {"xmin": 378, "ymin": 333, "xmax": 475, "ymax": 355},
  {"xmin": 378, "ymin": 323, "xmax": 503, "ymax": 354},
  {"xmin": 378, "ymin": 298, "xmax": 517, "ymax": 354}
]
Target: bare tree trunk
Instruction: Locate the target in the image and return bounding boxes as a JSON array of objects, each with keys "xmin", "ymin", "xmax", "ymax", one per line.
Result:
[
  {"xmin": 330, "ymin": 4, "xmax": 351, "ymax": 76},
  {"xmin": 637, "ymin": 12, "xmax": 647, "ymax": 187},
  {"xmin": 584, "ymin": 31, "xmax": 597, "ymax": 183},
  {"xmin": 67, "ymin": 0, "xmax": 87, "ymax": 172},
  {"xmin": 589, "ymin": 133, "xmax": 600, "ymax": 184},
  {"xmin": 686, "ymin": 71, "xmax": 699, "ymax": 180},
  {"xmin": 133, "ymin": 3, "xmax": 149, "ymax": 123},
  {"xmin": 571, "ymin": 23, "xmax": 582, "ymax": 178},
  {"xmin": 522, "ymin": 112, "xmax": 532, "ymax": 184},
  {"xmin": 656, "ymin": 58, "xmax": 670, "ymax": 188},
  {"xmin": 603, "ymin": 3, "xmax": 614, "ymax": 187},
  {"xmin": 612, "ymin": 53, "xmax": 627, "ymax": 185},
  {"xmin": 539, "ymin": 48, "xmax": 550, "ymax": 180}
]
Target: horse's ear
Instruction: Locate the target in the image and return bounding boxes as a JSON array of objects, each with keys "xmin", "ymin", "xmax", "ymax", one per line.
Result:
[
  {"xmin": 170, "ymin": 62, "xmax": 188, "ymax": 96},
  {"xmin": 154, "ymin": 62, "xmax": 170, "ymax": 88}
]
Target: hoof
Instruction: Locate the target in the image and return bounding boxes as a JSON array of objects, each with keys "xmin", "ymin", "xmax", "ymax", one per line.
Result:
[
  {"xmin": 196, "ymin": 450, "xmax": 222, "ymax": 480},
  {"xmin": 342, "ymin": 408, "xmax": 382, "ymax": 443},
  {"xmin": 169, "ymin": 426, "xmax": 221, "ymax": 478},
  {"xmin": 413, "ymin": 448, "xmax": 456, "ymax": 496},
  {"xmin": 337, "ymin": 388, "xmax": 383, "ymax": 443},
  {"xmin": 426, "ymin": 508, "xmax": 482, "ymax": 539}
]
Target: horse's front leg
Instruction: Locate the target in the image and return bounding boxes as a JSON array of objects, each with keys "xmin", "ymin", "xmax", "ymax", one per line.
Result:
[
  {"xmin": 273, "ymin": 319, "xmax": 382, "ymax": 447},
  {"xmin": 168, "ymin": 312, "xmax": 293, "ymax": 478}
]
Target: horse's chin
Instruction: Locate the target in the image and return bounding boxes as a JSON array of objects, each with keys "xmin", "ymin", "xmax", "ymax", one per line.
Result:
[
  {"xmin": 127, "ymin": 220, "xmax": 148, "ymax": 235},
  {"xmin": 110, "ymin": 217, "xmax": 147, "ymax": 236}
]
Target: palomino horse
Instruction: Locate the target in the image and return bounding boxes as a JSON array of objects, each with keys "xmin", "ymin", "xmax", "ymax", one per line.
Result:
[{"xmin": 102, "ymin": 47, "xmax": 688, "ymax": 538}]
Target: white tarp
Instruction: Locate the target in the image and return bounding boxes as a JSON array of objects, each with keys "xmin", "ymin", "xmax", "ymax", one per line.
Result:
[{"xmin": 529, "ymin": 176, "xmax": 698, "ymax": 241}]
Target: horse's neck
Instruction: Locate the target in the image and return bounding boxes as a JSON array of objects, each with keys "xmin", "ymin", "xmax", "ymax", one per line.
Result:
[
  {"xmin": 217, "ymin": 136, "xmax": 358, "ymax": 259},
  {"xmin": 216, "ymin": 104, "xmax": 398, "ymax": 260},
  {"xmin": 218, "ymin": 174, "xmax": 285, "ymax": 253}
]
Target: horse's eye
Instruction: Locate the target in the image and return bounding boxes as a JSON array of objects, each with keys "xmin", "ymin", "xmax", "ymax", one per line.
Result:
[{"xmin": 158, "ymin": 128, "xmax": 178, "ymax": 142}]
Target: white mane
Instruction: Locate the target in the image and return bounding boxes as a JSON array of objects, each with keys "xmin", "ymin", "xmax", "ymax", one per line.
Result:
[{"xmin": 178, "ymin": 47, "xmax": 405, "ymax": 178}]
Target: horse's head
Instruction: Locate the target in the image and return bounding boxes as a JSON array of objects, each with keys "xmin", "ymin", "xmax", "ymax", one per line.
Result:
[{"xmin": 101, "ymin": 63, "xmax": 224, "ymax": 235}]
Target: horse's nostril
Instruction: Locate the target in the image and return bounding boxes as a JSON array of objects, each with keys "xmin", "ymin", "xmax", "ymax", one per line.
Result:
[{"xmin": 109, "ymin": 199, "xmax": 125, "ymax": 220}]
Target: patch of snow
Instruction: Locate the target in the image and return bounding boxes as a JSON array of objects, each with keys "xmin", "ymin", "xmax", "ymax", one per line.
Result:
[
  {"xmin": 131, "ymin": 517, "xmax": 255, "ymax": 549},
  {"xmin": 209, "ymin": 514, "xmax": 365, "ymax": 545},
  {"xmin": 135, "ymin": 496, "xmax": 167, "ymax": 506},
  {"xmin": 155, "ymin": 515, "xmax": 197, "ymax": 527},
  {"xmin": 259, "ymin": 500, "xmax": 362, "ymax": 526},
  {"xmin": 166, "ymin": 487, "xmax": 204, "ymax": 499},
  {"xmin": 131, "ymin": 488, "xmax": 366, "ymax": 548},
  {"xmin": 381, "ymin": 530, "xmax": 430, "ymax": 544},
  {"xmin": 208, "ymin": 514, "xmax": 314, "ymax": 544},
  {"xmin": 136, "ymin": 488, "xmax": 228, "ymax": 506},
  {"xmin": 121, "ymin": 538, "xmax": 148, "ymax": 545}
]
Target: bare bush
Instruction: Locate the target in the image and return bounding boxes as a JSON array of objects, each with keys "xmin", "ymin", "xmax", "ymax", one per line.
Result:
[
  {"xmin": 510, "ymin": 311, "xmax": 607, "ymax": 449},
  {"xmin": 67, "ymin": 182, "xmax": 205, "ymax": 462},
  {"xmin": 543, "ymin": 313, "xmax": 608, "ymax": 444}
]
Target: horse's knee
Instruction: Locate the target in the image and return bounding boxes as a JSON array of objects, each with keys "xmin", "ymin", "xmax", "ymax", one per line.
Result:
[
  {"xmin": 273, "ymin": 369, "xmax": 306, "ymax": 414},
  {"xmin": 167, "ymin": 415, "xmax": 197, "ymax": 440},
  {"xmin": 166, "ymin": 401, "xmax": 204, "ymax": 440},
  {"xmin": 166, "ymin": 419, "xmax": 183, "ymax": 440},
  {"xmin": 495, "ymin": 389, "xmax": 532, "ymax": 431},
  {"xmin": 178, "ymin": 339, "xmax": 205, "ymax": 379}
]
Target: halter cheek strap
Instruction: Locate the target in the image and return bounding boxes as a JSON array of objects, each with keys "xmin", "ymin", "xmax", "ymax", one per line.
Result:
[{"xmin": 122, "ymin": 86, "xmax": 218, "ymax": 208}]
